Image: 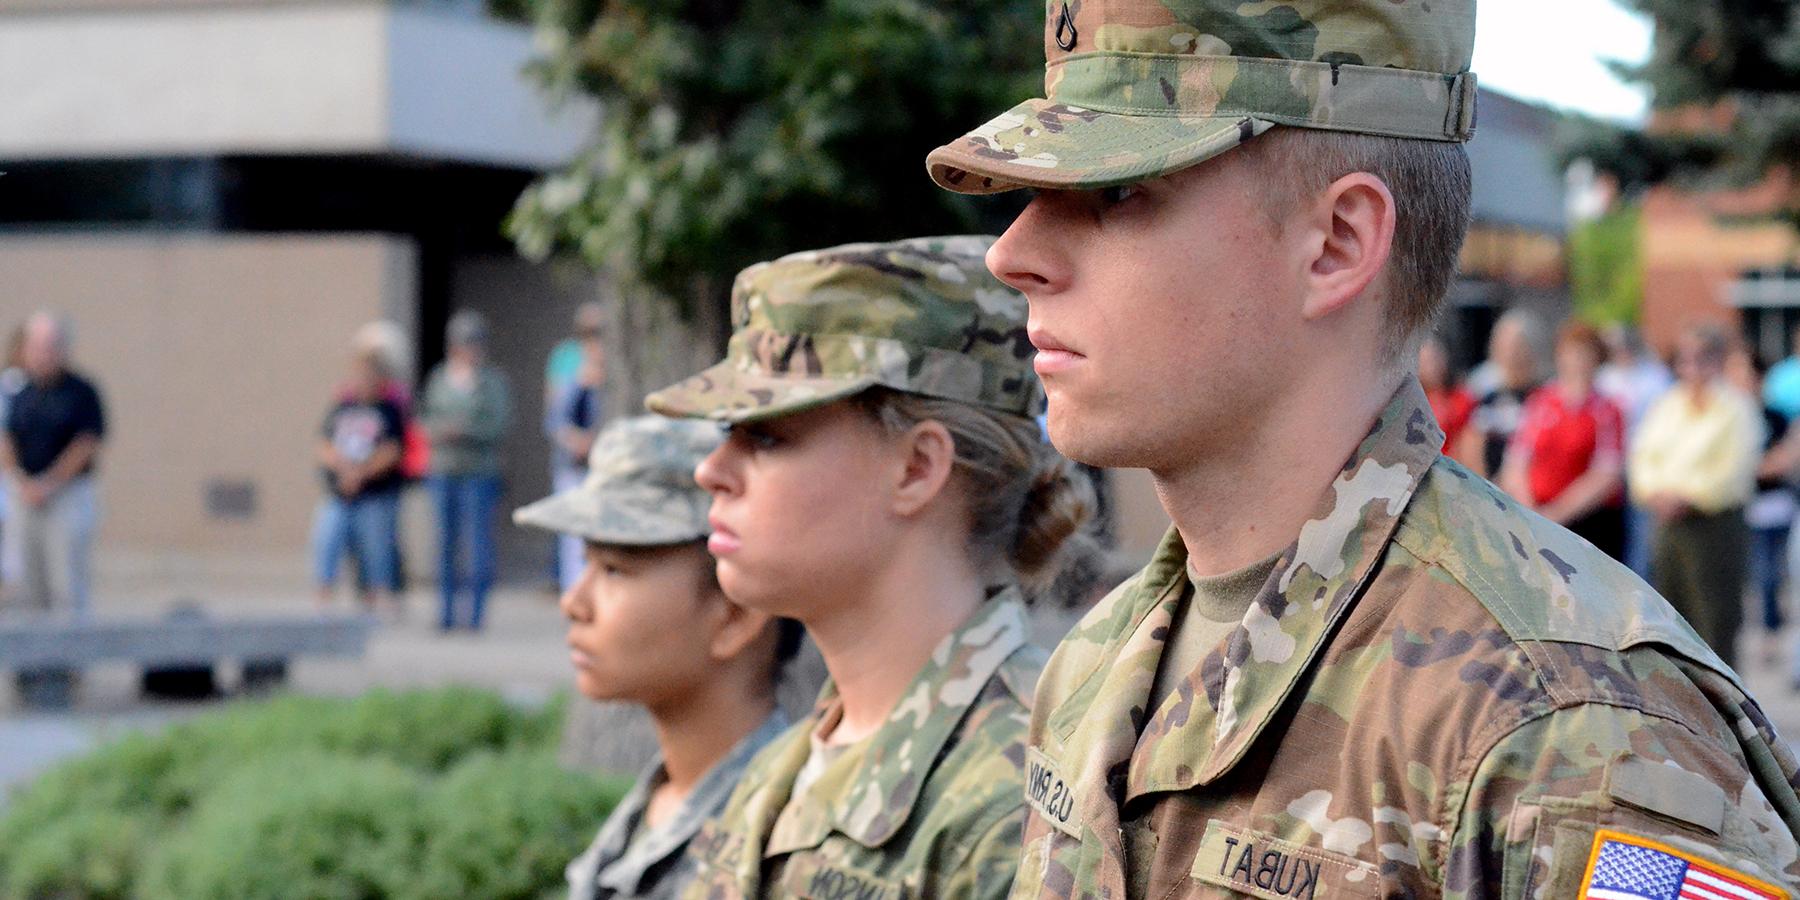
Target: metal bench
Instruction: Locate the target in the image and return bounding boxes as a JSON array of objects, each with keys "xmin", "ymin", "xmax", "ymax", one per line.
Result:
[{"xmin": 0, "ymin": 611, "xmax": 376, "ymax": 709}]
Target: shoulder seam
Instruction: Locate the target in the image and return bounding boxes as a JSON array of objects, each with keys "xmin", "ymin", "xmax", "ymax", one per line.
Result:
[
  {"xmin": 1392, "ymin": 517, "xmax": 1581, "ymax": 707},
  {"xmin": 1435, "ymin": 698, "xmax": 1722, "ymax": 886}
]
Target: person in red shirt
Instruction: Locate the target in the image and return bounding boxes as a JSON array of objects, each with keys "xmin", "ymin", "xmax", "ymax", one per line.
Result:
[
  {"xmin": 1500, "ymin": 321, "xmax": 1628, "ymax": 559},
  {"xmin": 1419, "ymin": 336, "xmax": 1474, "ymax": 454}
]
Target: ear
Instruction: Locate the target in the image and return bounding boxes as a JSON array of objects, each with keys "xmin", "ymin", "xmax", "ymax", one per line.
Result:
[
  {"xmin": 889, "ymin": 420, "xmax": 957, "ymax": 518},
  {"xmin": 1299, "ymin": 172, "xmax": 1396, "ymax": 322},
  {"xmin": 706, "ymin": 593, "xmax": 776, "ymax": 662}
]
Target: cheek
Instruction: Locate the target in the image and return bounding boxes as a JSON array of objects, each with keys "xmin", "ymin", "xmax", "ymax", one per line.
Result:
[
  {"xmin": 595, "ymin": 593, "xmax": 713, "ymax": 692},
  {"xmin": 729, "ymin": 455, "xmax": 889, "ymax": 588},
  {"xmin": 747, "ymin": 455, "xmax": 878, "ymax": 539},
  {"xmin": 589, "ymin": 584, "xmax": 681, "ymax": 660}
]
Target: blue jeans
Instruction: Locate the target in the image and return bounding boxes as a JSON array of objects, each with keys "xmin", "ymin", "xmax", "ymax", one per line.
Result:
[
  {"xmin": 312, "ymin": 490, "xmax": 400, "ymax": 594},
  {"xmin": 1624, "ymin": 503, "xmax": 1655, "ymax": 580},
  {"xmin": 430, "ymin": 474, "xmax": 501, "ymax": 630},
  {"xmin": 1751, "ymin": 523, "xmax": 1791, "ymax": 633}
]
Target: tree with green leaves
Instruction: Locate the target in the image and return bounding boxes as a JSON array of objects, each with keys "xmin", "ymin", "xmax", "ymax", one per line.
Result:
[
  {"xmin": 503, "ymin": 0, "xmax": 1044, "ymax": 772},
  {"xmin": 507, "ymin": 0, "xmax": 1042, "ymax": 387},
  {"xmin": 1549, "ymin": 1, "xmax": 1800, "ymax": 324}
]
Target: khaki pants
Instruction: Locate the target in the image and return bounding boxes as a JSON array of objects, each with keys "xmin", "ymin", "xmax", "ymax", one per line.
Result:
[
  {"xmin": 5, "ymin": 475, "xmax": 98, "ymax": 619},
  {"xmin": 1652, "ymin": 507, "xmax": 1748, "ymax": 670}
]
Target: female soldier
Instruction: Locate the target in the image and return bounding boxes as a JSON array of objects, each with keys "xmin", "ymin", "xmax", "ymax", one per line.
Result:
[
  {"xmin": 648, "ymin": 236, "xmax": 1090, "ymax": 899},
  {"xmin": 513, "ymin": 416, "xmax": 803, "ymax": 900}
]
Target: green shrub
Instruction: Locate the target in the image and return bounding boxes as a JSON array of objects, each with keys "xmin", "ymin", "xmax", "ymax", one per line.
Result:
[
  {"xmin": 136, "ymin": 751, "xmax": 425, "ymax": 900},
  {"xmin": 0, "ymin": 688, "xmax": 612, "ymax": 900},
  {"xmin": 400, "ymin": 749, "xmax": 630, "ymax": 900},
  {"xmin": 1, "ymin": 808, "xmax": 148, "ymax": 900}
]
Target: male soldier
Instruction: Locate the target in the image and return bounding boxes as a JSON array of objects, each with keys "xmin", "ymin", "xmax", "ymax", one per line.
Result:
[{"xmin": 926, "ymin": 2, "xmax": 1800, "ymax": 897}]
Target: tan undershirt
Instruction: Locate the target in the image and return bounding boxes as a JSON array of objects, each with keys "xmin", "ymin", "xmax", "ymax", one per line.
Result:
[
  {"xmin": 1131, "ymin": 552, "xmax": 1281, "ymax": 886},
  {"xmin": 770, "ymin": 703, "xmax": 867, "ymax": 847},
  {"xmin": 1145, "ymin": 553, "xmax": 1283, "ymax": 730}
]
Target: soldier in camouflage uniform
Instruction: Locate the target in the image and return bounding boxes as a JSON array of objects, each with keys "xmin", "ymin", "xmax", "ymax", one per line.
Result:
[
  {"xmin": 513, "ymin": 416, "xmax": 800, "ymax": 900},
  {"xmin": 648, "ymin": 237, "xmax": 1088, "ymax": 899},
  {"xmin": 926, "ymin": 1, "xmax": 1800, "ymax": 898}
]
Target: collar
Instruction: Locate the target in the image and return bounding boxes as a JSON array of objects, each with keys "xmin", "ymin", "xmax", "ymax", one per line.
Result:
[
  {"xmin": 1049, "ymin": 379, "xmax": 1443, "ymax": 802},
  {"xmin": 785, "ymin": 590, "xmax": 1032, "ymax": 851},
  {"xmin": 583, "ymin": 708, "xmax": 791, "ymax": 897}
]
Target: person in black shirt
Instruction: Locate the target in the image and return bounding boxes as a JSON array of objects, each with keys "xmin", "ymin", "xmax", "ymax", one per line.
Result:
[
  {"xmin": 3, "ymin": 312, "xmax": 105, "ymax": 619},
  {"xmin": 312, "ymin": 351, "xmax": 406, "ymax": 614},
  {"xmin": 1456, "ymin": 309, "xmax": 1545, "ymax": 479}
]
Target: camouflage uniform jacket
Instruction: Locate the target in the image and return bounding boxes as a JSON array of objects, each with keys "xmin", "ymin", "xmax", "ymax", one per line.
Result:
[
  {"xmin": 686, "ymin": 591, "xmax": 1046, "ymax": 900},
  {"xmin": 568, "ymin": 709, "xmax": 790, "ymax": 900},
  {"xmin": 1011, "ymin": 380, "xmax": 1800, "ymax": 900}
]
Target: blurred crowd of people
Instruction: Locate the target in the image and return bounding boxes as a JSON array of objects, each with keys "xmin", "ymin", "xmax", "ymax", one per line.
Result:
[
  {"xmin": 1422, "ymin": 311, "xmax": 1800, "ymax": 675},
  {"xmin": 314, "ymin": 299, "xmax": 1800, "ymax": 677},
  {"xmin": 313, "ymin": 305, "xmax": 605, "ymax": 634}
]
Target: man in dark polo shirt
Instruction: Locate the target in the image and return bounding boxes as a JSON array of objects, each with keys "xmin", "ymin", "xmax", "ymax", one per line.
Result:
[{"xmin": 4, "ymin": 312, "xmax": 105, "ymax": 619}]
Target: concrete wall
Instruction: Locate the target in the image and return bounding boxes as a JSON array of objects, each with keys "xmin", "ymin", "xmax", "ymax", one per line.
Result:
[
  {"xmin": 0, "ymin": 1, "xmax": 597, "ymax": 168},
  {"xmin": 0, "ymin": 232, "xmax": 416, "ymax": 591},
  {"xmin": 1466, "ymin": 90, "xmax": 1568, "ymax": 236}
]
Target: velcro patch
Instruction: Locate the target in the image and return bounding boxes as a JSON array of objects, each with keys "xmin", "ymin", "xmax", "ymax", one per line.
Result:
[
  {"xmin": 1024, "ymin": 745, "xmax": 1081, "ymax": 839},
  {"xmin": 1579, "ymin": 829, "xmax": 1788, "ymax": 900},
  {"xmin": 1190, "ymin": 820, "xmax": 1377, "ymax": 899}
]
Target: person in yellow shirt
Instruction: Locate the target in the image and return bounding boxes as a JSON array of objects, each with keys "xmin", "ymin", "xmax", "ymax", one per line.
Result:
[{"xmin": 1629, "ymin": 325, "xmax": 1765, "ymax": 667}]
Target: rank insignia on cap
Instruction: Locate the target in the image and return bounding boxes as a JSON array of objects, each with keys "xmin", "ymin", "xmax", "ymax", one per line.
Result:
[{"xmin": 1579, "ymin": 829, "xmax": 1788, "ymax": 900}]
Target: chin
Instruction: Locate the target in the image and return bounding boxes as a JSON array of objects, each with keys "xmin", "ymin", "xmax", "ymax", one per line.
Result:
[
  {"xmin": 574, "ymin": 672, "xmax": 625, "ymax": 703},
  {"xmin": 1045, "ymin": 413, "xmax": 1142, "ymax": 469},
  {"xmin": 716, "ymin": 561, "xmax": 795, "ymax": 618}
]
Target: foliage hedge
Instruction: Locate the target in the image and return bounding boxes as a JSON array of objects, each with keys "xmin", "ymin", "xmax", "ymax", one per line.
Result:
[{"xmin": 0, "ymin": 688, "xmax": 629, "ymax": 900}]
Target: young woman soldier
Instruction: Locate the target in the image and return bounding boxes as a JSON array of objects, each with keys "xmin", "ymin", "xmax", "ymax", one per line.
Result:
[
  {"xmin": 647, "ymin": 236, "xmax": 1090, "ymax": 900},
  {"xmin": 512, "ymin": 415, "xmax": 803, "ymax": 900}
]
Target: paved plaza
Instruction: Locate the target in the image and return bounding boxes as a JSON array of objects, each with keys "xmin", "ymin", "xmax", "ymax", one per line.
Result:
[
  {"xmin": 0, "ymin": 584, "xmax": 582, "ymax": 802},
  {"xmin": 8, "ymin": 583, "xmax": 1800, "ymax": 807}
]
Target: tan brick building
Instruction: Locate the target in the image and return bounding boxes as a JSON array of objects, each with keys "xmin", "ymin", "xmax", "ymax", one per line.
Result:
[{"xmin": 0, "ymin": 0, "xmax": 603, "ymax": 600}]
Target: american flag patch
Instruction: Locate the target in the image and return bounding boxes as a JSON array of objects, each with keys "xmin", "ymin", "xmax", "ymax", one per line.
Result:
[{"xmin": 1580, "ymin": 830, "xmax": 1789, "ymax": 900}]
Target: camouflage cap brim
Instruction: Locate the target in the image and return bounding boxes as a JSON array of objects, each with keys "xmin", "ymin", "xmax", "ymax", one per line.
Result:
[
  {"xmin": 928, "ymin": 98, "xmax": 1272, "ymax": 194},
  {"xmin": 645, "ymin": 360, "xmax": 881, "ymax": 425},
  {"xmin": 512, "ymin": 483, "xmax": 710, "ymax": 546},
  {"xmin": 928, "ymin": 52, "xmax": 1478, "ymax": 194}
]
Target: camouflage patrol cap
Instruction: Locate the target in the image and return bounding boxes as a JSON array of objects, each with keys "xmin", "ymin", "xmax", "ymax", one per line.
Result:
[
  {"xmin": 926, "ymin": 0, "xmax": 1479, "ymax": 194},
  {"xmin": 646, "ymin": 236, "xmax": 1041, "ymax": 424},
  {"xmin": 511, "ymin": 416, "xmax": 720, "ymax": 546}
]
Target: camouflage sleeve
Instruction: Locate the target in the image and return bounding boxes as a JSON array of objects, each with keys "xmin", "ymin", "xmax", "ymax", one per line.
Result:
[
  {"xmin": 938, "ymin": 806, "xmax": 1026, "ymax": 900},
  {"xmin": 1442, "ymin": 699, "xmax": 1798, "ymax": 899}
]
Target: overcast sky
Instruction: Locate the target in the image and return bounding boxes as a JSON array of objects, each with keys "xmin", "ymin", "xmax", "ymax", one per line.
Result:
[{"xmin": 1472, "ymin": 0, "xmax": 1653, "ymax": 122}]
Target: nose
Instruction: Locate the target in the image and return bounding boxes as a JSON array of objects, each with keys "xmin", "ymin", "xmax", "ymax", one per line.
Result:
[
  {"xmin": 987, "ymin": 194, "xmax": 1072, "ymax": 296},
  {"xmin": 559, "ymin": 561, "xmax": 596, "ymax": 622},
  {"xmin": 694, "ymin": 434, "xmax": 742, "ymax": 498}
]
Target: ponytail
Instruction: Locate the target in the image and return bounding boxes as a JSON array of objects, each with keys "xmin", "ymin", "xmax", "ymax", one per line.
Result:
[{"xmin": 855, "ymin": 389, "xmax": 1095, "ymax": 594}]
